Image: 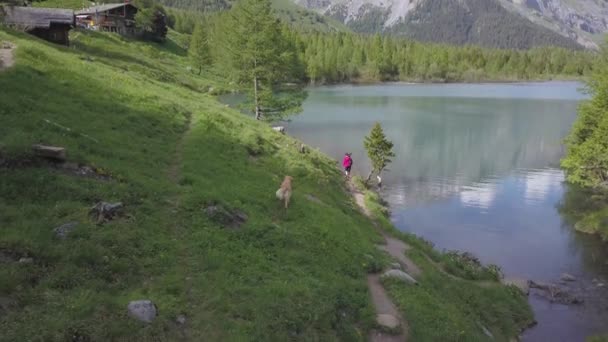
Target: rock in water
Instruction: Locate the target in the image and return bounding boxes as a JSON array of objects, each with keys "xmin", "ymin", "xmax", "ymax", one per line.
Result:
[
  {"xmin": 53, "ymin": 222, "xmax": 78, "ymax": 240},
  {"xmin": 376, "ymin": 314, "xmax": 400, "ymax": 330},
  {"xmin": 381, "ymin": 269, "xmax": 418, "ymax": 285},
  {"xmin": 128, "ymin": 300, "xmax": 157, "ymax": 323},
  {"xmin": 561, "ymin": 273, "xmax": 576, "ymax": 282}
]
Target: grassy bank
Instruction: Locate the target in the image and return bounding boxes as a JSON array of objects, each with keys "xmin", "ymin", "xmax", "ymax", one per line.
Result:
[
  {"xmin": 353, "ymin": 178, "xmax": 534, "ymax": 341},
  {"xmin": 0, "ymin": 28, "xmax": 531, "ymax": 341}
]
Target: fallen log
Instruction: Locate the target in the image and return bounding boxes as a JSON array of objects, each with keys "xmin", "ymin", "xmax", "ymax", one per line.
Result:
[{"xmin": 32, "ymin": 144, "xmax": 66, "ymax": 161}]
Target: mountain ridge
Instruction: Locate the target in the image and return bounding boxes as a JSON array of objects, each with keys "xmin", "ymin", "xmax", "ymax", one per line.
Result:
[{"xmin": 294, "ymin": 0, "xmax": 605, "ymax": 49}]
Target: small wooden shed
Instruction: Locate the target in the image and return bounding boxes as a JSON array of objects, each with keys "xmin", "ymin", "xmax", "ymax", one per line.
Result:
[
  {"xmin": 76, "ymin": 3, "xmax": 138, "ymax": 35},
  {"xmin": 1, "ymin": 6, "xmax": 74, "ymax": 46}
]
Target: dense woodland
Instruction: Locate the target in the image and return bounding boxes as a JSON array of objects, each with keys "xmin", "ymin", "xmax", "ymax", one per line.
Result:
[
  {"xmin": 169, "ymin": 6, "xmax": 595, "ymax": 85},
  {"xmin": 294, "ymin": 33, "xmax": 594, "ymax": 83}
]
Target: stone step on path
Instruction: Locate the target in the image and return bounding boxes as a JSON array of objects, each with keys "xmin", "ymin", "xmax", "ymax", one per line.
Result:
[
  {"xmin": 346, "ymin": 179, "xmax": 412, "ymax": 341},
  {"xmin": 368, "ymin": 274, "xmax": 408, "ymax": 342},
  {"xmin": 377, "ymin": 235, "xmax": 421, "ymax": 278}
]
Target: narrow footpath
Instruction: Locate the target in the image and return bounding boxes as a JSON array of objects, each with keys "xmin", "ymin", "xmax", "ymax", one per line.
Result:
[{"xmin": 348, "ymin": 181, "xmax": 417, "ymax": 342}]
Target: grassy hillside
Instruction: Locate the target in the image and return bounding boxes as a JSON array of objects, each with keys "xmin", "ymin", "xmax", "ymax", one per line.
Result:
[
  {"xmin": 0, "ymin": 28, "xmax": 531, "ymax": 341},
  {"xmin": 0, "ymin": 28, "xmax": 380, "ymax": 340}
]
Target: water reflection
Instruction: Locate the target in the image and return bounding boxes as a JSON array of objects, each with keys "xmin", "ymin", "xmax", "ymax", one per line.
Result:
[
  {"xmin": 460, "ymin": 183, "xmax": 497, "ymax": 210},
  {"xmin": 289, "ymin": 82, "xmax": 608, "ymax": 341}
]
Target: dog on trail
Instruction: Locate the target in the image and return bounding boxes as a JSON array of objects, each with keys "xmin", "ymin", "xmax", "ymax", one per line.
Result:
[{"xmin": 276, "ymin": 176, "xmax": 293, "ymax": 209}]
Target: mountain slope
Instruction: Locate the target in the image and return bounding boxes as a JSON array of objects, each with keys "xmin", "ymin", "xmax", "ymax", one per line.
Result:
[
  {"xmin": 296, "ymin": 0, "xmax": 587, "ymax": 49},
  {"xmin": 388, "ymin": 0, "xmax": 583, "ymax": 49},
  {"xmin": 499, "ymin": 0, "xmax": 608, "ymax": 49}
]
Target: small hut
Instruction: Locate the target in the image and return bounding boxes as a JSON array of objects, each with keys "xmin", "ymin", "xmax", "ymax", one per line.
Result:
[
  {"xmin": 0, "ymin": 6, "xmax": 74, "ymax": 45},
  {"xmin": 76, "ymin": 3, "xmax": 138, "ymax": 35}
]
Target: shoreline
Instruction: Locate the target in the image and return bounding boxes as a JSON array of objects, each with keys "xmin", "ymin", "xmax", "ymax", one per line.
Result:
[
  {"xmin": 349, "ymin": 177, "xmax": 535, "ymax": 340},
  {"xmin": 308, "ymin": 76, "xmax": 585, "ymax": 87}
]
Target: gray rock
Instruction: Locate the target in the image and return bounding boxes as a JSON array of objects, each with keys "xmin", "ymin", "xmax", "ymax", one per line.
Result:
[
  {"xmin": 390, "ymin": 262, "xmax": 402, "ymax": 270},
  {"xmin": 561, "ymin": 273, "xmax": 576, "ymax": 282},
  {"xmin": 127, "ymin": 300, "xmax": 157, "ymax": 323},
  {"xmin": 381, "ymin": 269, "xmax": 418, "ymax": 285},
  {"xmin": 53, "ymin": 222, "xmax": 78, "ymax": 240},
  {"xmin": 503, "ymin": 278, "xmax": 530, "ymax": 295},
  {"xmin": 272, "ymin": 126, "xmax": 285, "ymax": 134},
  {"xmin": 376, "ymin": 314, "xmax": 400, "ymax": 330},
  {"xmin": 176, "ymin": 314, "xmax": 187, "ymax": 325},
  {"xmin": 90, "ymin": 202, "xmax": 123, "ymax": 223},
  {"xmin": 477, "ymin": 322, "xmax": 494, "ymax": 339},
  {"xmin": 204, "ymin": 204, "xmax": 247, "ymax": 229},
  {"xmin": 18, "ymin": 257, "xmax": 33, "ymax": 264}
]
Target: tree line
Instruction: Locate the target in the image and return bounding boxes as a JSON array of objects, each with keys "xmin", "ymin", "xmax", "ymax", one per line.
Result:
[
  {"xmin": 180, "ymin": 11, "xmax": 595, "ymax": 86},
  {"xmin": 179, "ymin": 0, "xmax": 597, "ymax": 121},
  {"xmin": 296, "ymin": 33, "xmax": 594, "ymax": 84}
]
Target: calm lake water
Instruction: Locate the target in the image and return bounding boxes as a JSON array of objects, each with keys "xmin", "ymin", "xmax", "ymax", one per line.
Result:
[{"xmin": 287, "ymin": 82, "xmax": 608, "ymax": 342}]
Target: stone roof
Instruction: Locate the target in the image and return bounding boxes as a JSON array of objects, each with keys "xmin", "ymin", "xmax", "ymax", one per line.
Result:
[{"xmin": 1, "ymin": 6, "xmax": 74, "ymax": 29}]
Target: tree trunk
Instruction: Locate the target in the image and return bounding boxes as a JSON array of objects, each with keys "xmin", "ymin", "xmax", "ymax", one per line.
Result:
[
  {"xmin": 365, "ymin": 170, "xmax": 374, "ymax": 185},
  {"xmin": 254, "ymin": 75, "xmax": 261, "ymax": 120}
]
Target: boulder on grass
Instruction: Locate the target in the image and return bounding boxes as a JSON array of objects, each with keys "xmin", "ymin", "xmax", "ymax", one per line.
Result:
[
  {"xmin": 381, "ymin": 269, "xmax": 418, "ymax": 285},
  {"xmin": 128, "ymin": 300, "xmax": 157, "ymax": 323}
]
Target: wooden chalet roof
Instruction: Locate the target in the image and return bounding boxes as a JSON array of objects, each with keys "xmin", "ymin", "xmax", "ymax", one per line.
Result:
[
  {"xmin": 75, "ymin": 3, "xmax": 137, "ymax": 15},
  {"xmin": 1, "ymin": 6, "xmax": 74, "ymax": 28}
]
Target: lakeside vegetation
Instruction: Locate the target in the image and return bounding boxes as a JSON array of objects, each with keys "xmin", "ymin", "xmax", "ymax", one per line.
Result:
[
  {"xmin": 561, "ymin": 47, "xmax": 608, "ymax": 240},
  {"xmin": 354, "ymin": 178, "xmax": 533, "ymax": 341}
]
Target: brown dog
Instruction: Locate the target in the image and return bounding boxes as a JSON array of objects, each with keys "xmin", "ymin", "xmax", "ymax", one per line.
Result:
[{"xmin": 276, "ymin": 176, "xmax": 293, "ymax": 209}]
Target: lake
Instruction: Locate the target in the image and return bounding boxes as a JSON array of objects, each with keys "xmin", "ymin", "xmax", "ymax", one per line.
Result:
[{"xmin": 287, "ymin": 82, "xmax": 608, "ymax": 342}]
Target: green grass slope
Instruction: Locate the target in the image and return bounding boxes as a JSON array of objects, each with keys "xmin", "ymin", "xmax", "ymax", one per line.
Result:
[
  {"xmin": 0, "ymin": 28, "xmax": 380, "ymax": 340},
  {"xmin": 0, "ymin": 28, "xmax": 532, "ymax": 341},
  {"xmin": 31, "ymin": 0, "xmax": 93, "ymax": 9}
]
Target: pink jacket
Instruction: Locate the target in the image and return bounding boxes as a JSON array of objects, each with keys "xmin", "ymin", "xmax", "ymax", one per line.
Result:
[{"xmin": 342, "ymin": 155, "xmax": 352, "ymax": 168}]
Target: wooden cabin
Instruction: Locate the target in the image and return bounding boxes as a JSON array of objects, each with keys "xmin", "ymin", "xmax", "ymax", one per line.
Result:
[
  {"xmin": 0, "ymin": 6, "xmax": 74, "ymax": 46},
  {"xmin": 75, "ymin": 3, "xmax": 138, "ymax": 35}
]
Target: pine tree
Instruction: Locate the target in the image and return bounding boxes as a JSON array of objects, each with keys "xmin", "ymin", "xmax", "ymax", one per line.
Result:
[
  {"xmin": 220, "ymin": 0, "xmax": 306, "ymax": 121},
  {"xmin": 363, "ymin": 122, "xmax": 395, "ymax": 185},
  {"xmin": 189, "ymin": 23, "xmax": 211, "ymax": 75}
]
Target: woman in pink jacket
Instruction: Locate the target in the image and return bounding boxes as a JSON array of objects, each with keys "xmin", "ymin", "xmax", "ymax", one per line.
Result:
[{"xmin": 342, "ymin": 153, "xmax": 353, "ymax": 177}]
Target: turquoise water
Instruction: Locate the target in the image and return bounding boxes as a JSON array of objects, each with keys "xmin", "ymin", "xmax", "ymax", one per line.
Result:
[{"xmin": 288, "ymin": 82, "xmax": 608, "ymax": 341}]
